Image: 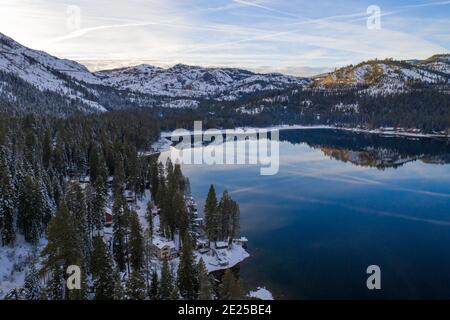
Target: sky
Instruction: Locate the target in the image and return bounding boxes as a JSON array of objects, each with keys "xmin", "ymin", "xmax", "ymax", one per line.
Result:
[{"xmin": 0, "ymin": 0, "xmax": 449, "ymax": 76}]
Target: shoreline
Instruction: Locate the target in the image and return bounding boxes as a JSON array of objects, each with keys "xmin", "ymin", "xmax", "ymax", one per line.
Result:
[{"xmin": 156, "ymin": 124, "xmax": 449, "ymax": 154}]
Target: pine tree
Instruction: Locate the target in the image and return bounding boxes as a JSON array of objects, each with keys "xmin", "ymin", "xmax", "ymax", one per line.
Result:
[
  {"xmin": 91, "ymin": 236, "xmax": 115, "ymax": 300},
  {"xmin": 173, "ymin": 191, "xmax": 188, "ymax": 239},
  {"xmin": 217, "ymin": 191, "xmax": 240, "ymax": 240},
  {"xmin": 65, "ymin": 182, "xmax": 90, "ymax": 264},
  {"xmin": 170, "ymin": 286, "xmax": 180, "ymax": 300},
  {"xmin": 113, "ymin": 154, "xmax": 125, "ymax": 195},
  {"xmin": 112, "ymin": 267, "xmax": 124, "ymax": 300},
  {"xmin": 230, "ymin": 279, "xmax": 243, "ymax": 300},
  {"xmin": 197, "ymin": 259, "xmax": 214, "ymax": 300},
  {"xmin": 41, "ymin": 202, "xmax": 84, "ymax": 300},
  {"xmin": 149, "ymin": 270, "xmax": 158, "ymax": 300},
  {"xmin": 0, "ymin": 163, "xmax": 15, "ymax": 245},
  {"xmin": 88, "ymin": 144, "xmax": 100, "ymax": 183},
  {"xmin": 220, "ymin": 269, "xmax": 242, "ymax": 300},
  {"xmin": 112, "ymin": 189, "xmax": 129, "ymax": 272},
  {"xmin": 155, "ymin": 162, "xmax": 166, "ymax": 207},
  {"xmin": 42, "ymin": 129, "xmax": 52, "ymax": 169},
  {"xmin": 126, "ymin": 269, "xmax": 147, "ymax": 300},
  {"xmin": 177, "ymin": 235, "xmax": 198, "ymax": 300},
  {"xmin": 85, "ymin": 180, "xmax": 106, "ymax": 238},
  {"xmin": 129, "ymin": 211, "xmax": 144, "ymax": 272},
  {"xmin": 45, "ymin": 266, "xmax": 65, "ymax": 300},
  {"xmin": 17, "ymin": 174, "xmax": 42, "ymax": 244},
  {"xmin": 24, "ymin": 260, "xmax": 42, "ymax": 300},
  {"xmin": 149, "ymin": 160, "xmax": 159, "ymax": 200},
  {"xmin": 159, "ymin": 258, "xmax": 173, "ymax": 300},
  {"xmin": 204, "ymin": 185, "xmax": 218, "ymax": 242}
]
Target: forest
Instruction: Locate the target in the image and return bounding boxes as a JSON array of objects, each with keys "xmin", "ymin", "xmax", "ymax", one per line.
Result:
[{"xmin": 0, "ymin": 109, "xmax": 244, "ymax": 300}]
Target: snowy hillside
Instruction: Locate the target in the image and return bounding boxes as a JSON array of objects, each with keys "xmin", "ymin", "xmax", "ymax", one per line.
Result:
[
  {"xmin": 419, "ymin": 54, "xmax": 450, "ymax": 76},
  {"xmin": 313, "ymin": 59, "xmax": 449, "ymax": 95},
  {"xmin": 0, "ymin": 33, "xmax": 106, "ymax": 112}
]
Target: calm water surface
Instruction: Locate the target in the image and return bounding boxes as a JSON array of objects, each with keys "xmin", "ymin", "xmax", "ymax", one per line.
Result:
[{"xmin": 164, "ymin": 129, "xmax": 450, "ymax": 299}]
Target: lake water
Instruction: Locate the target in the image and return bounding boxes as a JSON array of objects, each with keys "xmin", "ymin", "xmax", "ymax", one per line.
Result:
[{"xmin": 164, "ymin": 129, "xmax": 450, "ymax": 299}]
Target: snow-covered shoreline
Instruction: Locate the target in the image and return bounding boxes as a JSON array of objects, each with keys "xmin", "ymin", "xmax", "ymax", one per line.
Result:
[
  {"xmin": 161, "ymin": 124, "xmax": 449, "ymax": 140},
  {"xmin": 248, "ymin": 287, "xmax": 274, "ymax": 300},
  {"xmin": 156, "ymin": 124, "xmax": 449, "ymax": 156}
]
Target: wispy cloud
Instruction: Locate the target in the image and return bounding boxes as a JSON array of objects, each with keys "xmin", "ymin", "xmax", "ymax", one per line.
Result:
[{"xmin": 0, "ymin": 0, "xmax": 448, "ymax": 74}]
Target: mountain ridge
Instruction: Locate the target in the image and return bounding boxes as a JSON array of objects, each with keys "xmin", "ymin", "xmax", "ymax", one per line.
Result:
[{"xmin": 0, "ymin": 32, "xmax": 449, "ymax": 116}]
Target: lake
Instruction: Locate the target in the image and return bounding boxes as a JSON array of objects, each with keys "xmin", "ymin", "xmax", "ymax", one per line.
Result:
[{"xmin": 163, "ymin": 129, "xmax": 450, "ymax": 299}]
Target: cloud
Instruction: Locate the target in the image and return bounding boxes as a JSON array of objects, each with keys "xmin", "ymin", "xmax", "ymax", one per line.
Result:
[{"xmin": 0, "ymin": 0, "xmax": 448, "ymax": 71}]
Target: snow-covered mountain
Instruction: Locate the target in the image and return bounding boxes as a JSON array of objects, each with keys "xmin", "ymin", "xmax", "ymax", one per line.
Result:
[
  {"xmin": 0, "ymin": 32, "xmax": 448, "ymax": 116},
  {"xmin": 312, "ymin": 58, "xmax": 449, "ymax": 95},
  {"xmin": 0, "ymin": 32, "xmax": 308, "ymax": 114},
  {"xmin": 95, "ymin": 63, "xmax": 308, "ymax": 100}
]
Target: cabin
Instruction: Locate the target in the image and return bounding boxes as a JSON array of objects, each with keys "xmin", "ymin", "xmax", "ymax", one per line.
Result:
[
  {"xmin": 233, "ymin": 237, "xmax": 248, "ymax": 248},
  {"xmin": 151, "ymin": 237, "xmax": 178, "ymax": 260},
  {"xmin": 104, "ymin": 209, "xmax": 113, "ymax": 227},
  {"xmin": 214, "ymin": 241, "xmax": 230, "ymax": 250}
]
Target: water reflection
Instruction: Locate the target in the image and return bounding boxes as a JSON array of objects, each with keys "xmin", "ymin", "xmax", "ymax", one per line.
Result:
[
  {"xmin": 280, "ymin": 129, "xmax": 450, "ymax": 169},
  {"xmin": 166, "ymin": 129, "xmax": 450, "ymax": 299}
]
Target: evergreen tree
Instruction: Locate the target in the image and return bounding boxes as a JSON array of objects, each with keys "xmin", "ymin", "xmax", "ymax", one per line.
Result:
[
  {"xmin": 113, "ymin": 154, "xmax": 125, "ymax": 195},
  {"xmin": 91, "ymin": 236, "xmax": 114, "ymax": 300},
  {"xmin": 217, "ymin": 191, "xmax": 240, "ymax": 240},
  {"xmin": 204, "ymin": 185, "xmax": 218, "ymax": 242},
  {"xmin": 17, "ymin": 174, "xmax": 42, "ymax": 244},
  {"xmin": 65, "ymin": 182, "xmax": 90, "ymax": 264},
  {"xmin": 88, "ymin": 144, "xmax": 100, "ymax": 183},
  {"xmin": 220, "ymin": 269, "xmax": 242, "ymax": 300},
  {"xmin": 197, "ymin": 259, "xmax": 214, "ymax": 300},
  {"xmin": 112, "ymin": 189, "xmax": 129, "ymax": 272},
  {"xmin": 0, "ymin": 164, "xmax": 15, "ymax": 245},
  {"xmin": 45, "ymin": 266, "xmax": 65, "ymax": 300},
  {"xmin": 173, "ymin": 191, "xmax": 188, "ymax": 239},
  {"xmin": 177, "ymin": 235, "xmax": 198, "ymax": 300},
  {"xmin": 112, "ymin": 267, "xmax": 125, "ymax": 300},
  {"xmin": 149, "ymin": 270, "xmax": 158, "ymax": 300},
  {"xmin": 24, "ymin": 260, "xmax": 42, "ymax": 300},
  {"xmin": 85, "ymin": 180, "xmax": 106, "ymax": 239},
  {"xmin": 42, "ymin": 129, "xmax": 52, "ymax": 169},
  {"xmin": 126, "ymin": 269, "xmax": 147, "ymax": 300},
  {"xmin": 129, "ymin": 211, "xmax": 144, "ymax": 272},
  {"xmin": 170, "ymin": 286, "xmax": 180, "ymax": 300},
  {"xmin": 159, "ymin": 258, "xmax": 173, "ymax": 300},
  {"xmin": 230, "ymin": 279, "xmax": 243, "ymax": 300},
  {"xmin": 41, "ymin": 202, "xmax": 84, "ymax": 300},
  {"xmin": 149, "ymin": 160, "xmax": 159, "ymax": 200}
]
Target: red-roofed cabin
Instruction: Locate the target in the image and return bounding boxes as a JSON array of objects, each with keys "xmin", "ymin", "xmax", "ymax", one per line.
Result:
[{"xmin": 105, "ymin": 212, "xmax": 113, "ymax": 227}]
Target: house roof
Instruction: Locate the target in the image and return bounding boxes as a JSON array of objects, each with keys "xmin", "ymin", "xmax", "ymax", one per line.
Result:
[{"xmin": 152, "ymin": 236, "xmax": 176, "ymax": 250}]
